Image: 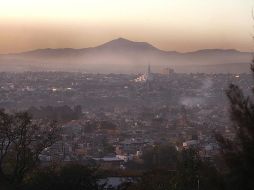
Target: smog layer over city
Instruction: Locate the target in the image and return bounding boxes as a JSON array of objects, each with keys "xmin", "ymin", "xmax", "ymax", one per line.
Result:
[{"xmin": 0, "ymin": 1, "xmax": 254, "ymax": 190}]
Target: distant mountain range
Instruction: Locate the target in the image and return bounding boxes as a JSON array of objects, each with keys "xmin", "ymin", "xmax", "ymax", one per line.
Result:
[{"xmin": 0, "ymin": 38, "xmax": 252, "ymax": 73}]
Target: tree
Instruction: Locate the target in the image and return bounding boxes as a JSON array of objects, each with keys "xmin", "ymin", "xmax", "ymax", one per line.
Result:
[
  {"xmin": 125, "ymin": 148, "xmax": 223, "ymax": 190},
  {"xmin": 126, "ymin": 169, "xmax": 176, "ymax": 190},
  {"xmin": 24, "ymin": 164, "xmax": 104, "ymax": 190},
  {"xmin": 216, "ymin": 65, "xmax": 254, "ymax": 190},
  {"xmin": 141, "ymin": 145, "xmax": 178, "ymax": 170},
  {"xmin": 175, "ymin": 148, "xmax": 223, "ymax": 190},
  {"xmin": 0, "ymin": 110, "xmax": 60, "ymax": 188},
  {"xmin": 174, "ymin": 148, "xmax": 200, "ymax": 190}
]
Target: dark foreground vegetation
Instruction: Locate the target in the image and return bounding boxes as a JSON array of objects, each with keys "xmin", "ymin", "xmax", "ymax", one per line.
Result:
[{"xmin": 0, "ymin": 66, "xmax": 254, "ymax": 190}]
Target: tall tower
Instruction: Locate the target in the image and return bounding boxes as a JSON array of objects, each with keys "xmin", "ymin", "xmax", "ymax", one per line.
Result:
[
  {"xmin": 146, "ymin": 64, "xmax": 152, "ymax": 90},
  {"xmin": 146, "ymin": 64, "xmax": 151, "ymax": 81}
]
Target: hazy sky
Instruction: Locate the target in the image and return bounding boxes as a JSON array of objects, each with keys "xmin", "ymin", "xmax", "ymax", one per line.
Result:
[{"xmin": 0, "ymin": 0, "xmax": 253, "ymax": 53}]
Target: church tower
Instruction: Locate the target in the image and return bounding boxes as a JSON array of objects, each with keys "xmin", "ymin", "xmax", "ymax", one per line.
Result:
[
  {"xmin": 146, "ymin": 64, "xmax": 152, "ymax": 90},
  {"xmin": 146, "ymin": 64, "xmax": 152, "ymax": 82}
]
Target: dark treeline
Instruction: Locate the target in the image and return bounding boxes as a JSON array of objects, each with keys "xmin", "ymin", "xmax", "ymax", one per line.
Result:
[
  {"xmin": 214, "ymin": 64, "xmax": 254, "ymax": 190},
  {"xmin": 0, "ymin": 110, "xmax": 60, "ymax": 189},
  {"xmin": 123, "ymin": 146, "xmax": 223, "ymax": 190},
  {"xmin": 23, "ymin": 164, "xmax": 104, "ymax": 190},
  {"xmin": 27, "ymin": 105, "xmax": 82, "ymax": 122}
]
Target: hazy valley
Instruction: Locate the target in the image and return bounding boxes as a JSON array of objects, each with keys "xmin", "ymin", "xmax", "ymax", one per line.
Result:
[{"xmin": 0, "ymin": 38, "xmax": 251, "ymax": 74}]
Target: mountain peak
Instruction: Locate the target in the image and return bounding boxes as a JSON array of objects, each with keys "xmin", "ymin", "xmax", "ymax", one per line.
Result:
[
  {"xmin": 107, "ymin": 38, "xmax": 134, "ymax": 45},
  {"xmin": 98, "ymin": 37, "xmax": 159, "ymax": 51},
  {"xmin": 114, "ymin": 37, "xmax": 130, "ymax": 42}
]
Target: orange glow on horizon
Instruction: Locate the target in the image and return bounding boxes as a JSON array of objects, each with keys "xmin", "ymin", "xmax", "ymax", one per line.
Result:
[{"xmin": 0, "ymin": 0, "xmax": 253, "ymax": 53}]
